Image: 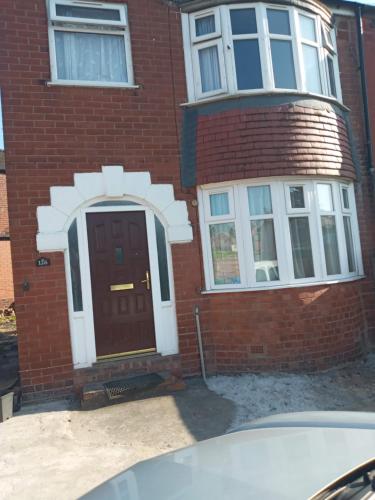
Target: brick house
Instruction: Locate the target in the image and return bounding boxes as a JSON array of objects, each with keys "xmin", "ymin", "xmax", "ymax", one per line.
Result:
[
  {"xmin": 0, "ymin": 0, "xmax": 375, "ymax": 401},
  {"xmin": 0, "ymin": 150, "xmax": 14, "ymax": 309}
]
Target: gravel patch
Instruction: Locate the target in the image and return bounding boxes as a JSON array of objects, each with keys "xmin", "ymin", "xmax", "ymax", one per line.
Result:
[{"xmin": 207, "ymin": 354, "xmax": 375, "ymax": 429}]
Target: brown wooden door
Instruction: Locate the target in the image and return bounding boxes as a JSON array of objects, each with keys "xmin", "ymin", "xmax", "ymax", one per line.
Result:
[{"xmin": 86, "ymin": 211, "xmax": 156, "ymax": 358}]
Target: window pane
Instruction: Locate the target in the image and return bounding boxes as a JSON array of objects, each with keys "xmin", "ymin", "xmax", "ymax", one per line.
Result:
[
  {"xmin": 209, "ymin": 223, "xmax": 240, "ymax": 285},
  {"xmin": 247, "ymin": 186, "xmax": 272, "ymax": 215},
  {"xmin": 155, "ymin": 217, "xmax": 170, "ymax": 301},
  {"xmin": 210, "ymin": 192, "xmax": 229, "ymax": 216},
  {"xmin": 115, "ymin": 247, "xmax": 124, "ymax": 265},
  {"xmin": 56, "ymin": 4, "xmax": 121, "ymax": 21},
  {"xmin": 267, "ymin": 9, "xmax": 291, "ymax": 35},
  {"xmin": 290, "ymin": 186, "xmax": 305, "ymax": 209},
  {"xmin": 55, "ymin": 32, "xmax": 128, "ymax": 82},
  {"xmin": 270, "ymin": 40, "xmax": 296, "ymax": 89},
  {"xmin": 233, "ymin": 40, "xmax": 263, "ymax": 90},
  {"xmin": 195, "ymin": 15, "xmax": 215, "ymax": 37},
  {"xmin": 251, "ymin": 220, "xmax": 279, "ymax": 282},
  {"xmin": 302, "ymin": 44, "xmax": 321, "ymax": 94},
  {"xmin": 321, "ymin": 215, "xmax": 341, "ymax": 275},
  {"xmin": 289, "ymin": 217, "xmax": 314, "ymax": 278},
  {"xmin": 328, "ymin": 57, "xmax": 337, "ymax": 98},
  {"xmin": 342, "ymin": 188, "xmax": 350, "ymax": 209},
  {"xmin": 198, "ymin": 45, "xmax": 221, "ymax": 93},
  {"xmin": 343, "ymin": 216, "xmax": 355, "ymax": 273},
  {"xmin": 230, "ymin": 8, "xmax": 257, "ymax": 35},
  {"xmin": 300, "ymin": 15, "xmax": 317, "ymax": 42},
  {"xmin": 68, "ymin": 219, "xmax": 83, "ymax": 312},
  {"xmin": 317, "ymin": 184, "xmax": 333, "ymax": 211}
]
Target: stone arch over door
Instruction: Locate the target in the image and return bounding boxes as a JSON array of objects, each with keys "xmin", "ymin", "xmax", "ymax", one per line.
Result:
[{"xmin": 36, "ymin": 166, "xmax": 193, "ymax": 252}]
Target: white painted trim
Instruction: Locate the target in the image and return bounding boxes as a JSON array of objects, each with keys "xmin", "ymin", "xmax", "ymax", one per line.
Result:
[
  {"xmin": 181, "ymin": 3, "xmax": 343, "ymax": 104},
  {"xmin": 36, "ymin": 166, "xmax": 192, "ymax": 368},
  {"xmin": 46, "ymin": 0, "xmax": 134, "ymax": 86},
  {"xmin": 198, "ymin": 176, "xmax": 364, "ymax": 293}
]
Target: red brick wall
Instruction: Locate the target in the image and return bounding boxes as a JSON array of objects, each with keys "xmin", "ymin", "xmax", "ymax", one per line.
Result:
[
  {"xmin": 0, "ymin": 155, "xmax": 14, "ymax": 308},
  {"xmin": 0, "ymin": 2, "xmax": 374, "ymax": 398},
  {"xmin": 196, "ymin": 103, "xmax": 356, "ymax": 185}
]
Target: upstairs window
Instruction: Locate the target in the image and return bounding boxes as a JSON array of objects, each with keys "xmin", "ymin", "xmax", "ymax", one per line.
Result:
[
  {"xmin": 199, "ymin": 179, "xmax": 362, "ymax": 292},
  {"xmin": 48, "ymin": 0, "xmax": 133, "ymax": 86},
  {"xmin": 182, "ymin": 4, "xmax": 341, "ymax": 102}
]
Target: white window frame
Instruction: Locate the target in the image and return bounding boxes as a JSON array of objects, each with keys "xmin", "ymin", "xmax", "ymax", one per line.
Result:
[
  {"xmin": 198, "ymin": 177, "xmax": 363, "ymax": 292},
  {"xmin": 191, "ymin": 38, "xmax": 228, "ymax": 99},
  {"xmin": 47, "ymin": 0, "xmax": 134, "ymax": 88},
  {"xmin": 181, "ymin": 3, "xmax": 342, "ymax": 103},
  {"xmin": 190, "ymin": 8, "xmax": 222, "ymax": 43}
]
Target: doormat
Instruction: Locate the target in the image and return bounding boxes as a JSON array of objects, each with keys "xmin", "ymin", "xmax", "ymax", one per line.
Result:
[{"xmin": 104, "ymin": 373, "xmax": 164, "ymax": 400}]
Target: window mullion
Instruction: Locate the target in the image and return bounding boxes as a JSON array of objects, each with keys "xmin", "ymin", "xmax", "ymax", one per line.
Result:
[
  {"xmin": 291, "ymin": 8, "xmax": 303, "ymax": 92},
  {"xmin": 221, "ymin": 5, "xmax": 236, "ymax": 94},
  {"xmin": 333, "ymin": 183, "xmax": 349, "ymax": 275},
  {"xmin": 272, "ymin": 182, "xmax": 289, "ymax": 284},
  {"xmin": 311, "ymin": 182, "xmax": 327, "ymax": 280},
  {"xmin": 316, "ymin": 17, "xmax": 329, "ymax": 96},
  {"xmin": 238, "ymin": 185, "xmax": 255, "ymax": 286},
  {"xmin": 258, "ymin": 3, "xmax": 273, "ymax": 90}
]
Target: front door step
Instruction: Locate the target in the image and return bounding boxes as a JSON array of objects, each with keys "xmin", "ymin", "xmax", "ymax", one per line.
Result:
[{"xmin": 81, "ymin": 372, "xmax": 186, "ymax": 410}]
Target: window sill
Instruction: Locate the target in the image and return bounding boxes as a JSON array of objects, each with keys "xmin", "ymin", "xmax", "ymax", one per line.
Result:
[
  {"xmin": 46, "ymin": 80, "xmax": 140, "ymax": 90},
  {"xmin": 201, "ymin": 274, "xmax": 366, "ymax": 295},
  {"xmin": 180, "ymin": 90, "xmax": 349, "ymax": 112}
]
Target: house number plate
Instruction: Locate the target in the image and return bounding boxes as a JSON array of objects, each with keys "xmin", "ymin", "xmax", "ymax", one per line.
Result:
[{"xmin": 36, "ymin": 257, "xmax": 51, "ymax": 267}]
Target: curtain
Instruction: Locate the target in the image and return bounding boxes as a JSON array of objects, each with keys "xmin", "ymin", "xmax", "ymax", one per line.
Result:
[
  {"xmin": 321, "ymin": 216, "xmax": 341, "ymax": 275},
  {"xmin": 251, "ymin": 220, "xmax": 279, "ymax": 282},
  {"xmin": 210, "ymin": 192, "xmax": 229, "ymax": 216},
  {"xmin": 195, "ymin": 15, "xmax": 215, "ymax": 36},
  {"xmin": 55, "ymin": 31, "xmax": 128, "ymax": 82},
  {"xmin": 289, "ymin": 217, "xmax": 315, "ymax": 279},
  {"xmin": 198, "ymin": 45, "xmax": 221, "ymax": 93},
  {"xmin": 247, "ymin": 186, "xmax": 272, "ymax": 215}
]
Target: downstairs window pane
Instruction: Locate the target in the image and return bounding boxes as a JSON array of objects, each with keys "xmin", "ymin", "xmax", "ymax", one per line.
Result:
[
  {"xmin": 289, "ymin": 217, "xmax": 315, "ymax": 278},
  {"xmin": 302, "ymin": 44, "xmax": 321, "ymax": 94},
  {"xmin": 321, "ymin": 215, "xmax": 341, "ymax": 275},
  {"xmin": 233, "ymin": 40, "xmax": 263, "ymax": 90},
  {"xmin": 55, "ymin": 31, "xmax": 128, "ymax": 82},
  {"xmin": 270, "ymin": 40, "xmax": 296, "ymax": 89},
  {"xmin": 343, "ymin": 216, "xmax": 356, "ymax": 273},
  {"xmin": 198, "ymin": 45, "xmax": 222, "ymax": 93},
  {"xmin": 210, "ymin": 192, "xmax": 229, "ymax": 216},
  {"xmin": 251, "ymin": 220, "xmax": 279, "ymax": 282},
  {"xmin": 56, "ymin": 4, "xmax": 121, "ymax": 21},
  {"xmin": 247, "ymin": 185, "xmax": 272, "ymax": 215},
  {"xmin": 209, "ymin": 223, "xmax": 240, "ymax": 285}
]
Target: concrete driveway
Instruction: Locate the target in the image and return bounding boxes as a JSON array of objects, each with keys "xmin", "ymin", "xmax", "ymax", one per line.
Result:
[
  {"xmin": 0, "ymin": 380, "xmax": 234, "ymax": 500},
  {"xmin": 1, "ymin": 355, "xmax": 375, "ymax": 499}
]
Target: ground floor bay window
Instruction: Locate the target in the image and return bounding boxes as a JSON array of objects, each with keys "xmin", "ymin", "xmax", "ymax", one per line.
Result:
[{"xmin": 198, "ymin": 178, "xmax": 363, "ymax": 291}]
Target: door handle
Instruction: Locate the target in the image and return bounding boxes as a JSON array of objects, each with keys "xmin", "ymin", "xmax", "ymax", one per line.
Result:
[{"xmin": 141, "ymin": 271, "xmax": 151, "ymax": 290}]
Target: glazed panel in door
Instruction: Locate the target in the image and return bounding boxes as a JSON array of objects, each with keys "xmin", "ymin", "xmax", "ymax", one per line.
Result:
[{"xmin": 86, "ymin": 211, "xmax": 156, "ymax": 358}]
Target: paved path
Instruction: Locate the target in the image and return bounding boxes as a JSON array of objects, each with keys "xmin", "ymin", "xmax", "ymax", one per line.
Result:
[{"xmin": 0, "ymin": 380, "xmax": 234, "ymax": 500}]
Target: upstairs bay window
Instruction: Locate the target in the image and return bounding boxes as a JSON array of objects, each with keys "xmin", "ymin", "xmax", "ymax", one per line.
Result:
[
  {"xmin": 198, "ymin": 179, "xmax": 363, "ymax": 292},
  {"xmin": 182, "ymin": 4, "xmax": 341, "ymax": 102},
  {"xmin": 47, "ymin": 0, "xmax": 134, "ymax": 87}
]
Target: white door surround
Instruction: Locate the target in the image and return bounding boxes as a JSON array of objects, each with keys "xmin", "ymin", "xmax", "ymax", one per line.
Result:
[{"xmin": 36, "ymin": 166, "xmax": 193, "ymax": 368}]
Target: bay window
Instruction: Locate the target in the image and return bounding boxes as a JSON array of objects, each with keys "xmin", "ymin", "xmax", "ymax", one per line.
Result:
[
  {"xmin": 47, "ymin": 0, "xmax": 134, "ymax": 87},
  {"xmin": 199, "ymin": 179, "xmax": 363, "ymax": 291},
  {"xmin": 182, "ymin": 4, "xmax": 342, "ymax": 102}
]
